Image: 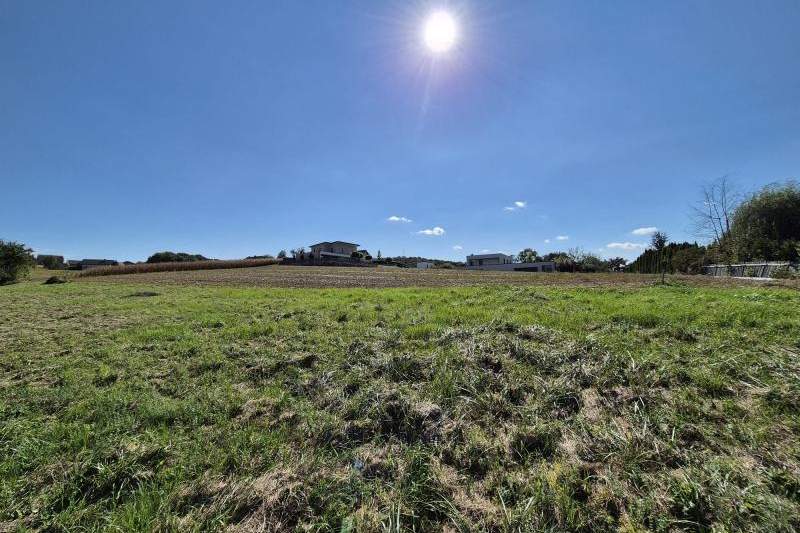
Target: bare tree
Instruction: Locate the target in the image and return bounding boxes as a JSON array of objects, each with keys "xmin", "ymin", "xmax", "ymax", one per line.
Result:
[{"xmin": 691, "ymin": 176, "xmax": 740, "ymax": 263}]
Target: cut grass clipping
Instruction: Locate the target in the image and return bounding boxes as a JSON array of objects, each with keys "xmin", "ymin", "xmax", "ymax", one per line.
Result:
[{"xmin": 1, "ymin": 280, "xmax": 799, "ymax": 531}]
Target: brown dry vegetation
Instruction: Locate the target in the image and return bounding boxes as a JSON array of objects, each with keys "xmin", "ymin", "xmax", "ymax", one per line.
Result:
[
  {"xmin": 75, "ymin": 264, "xmax": 800, "ymax": 289},
  {"xmin": 77, "ymin": 258, "xmax": 280, "ymax": 277}
]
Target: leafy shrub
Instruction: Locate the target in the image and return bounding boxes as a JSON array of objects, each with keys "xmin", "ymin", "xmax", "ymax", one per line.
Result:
[
  {"xmin": 0, "ymin": 240, "xmax": 35, "ymax": 284},
  {"xmin": 772, "ymin": 266, "xmax": 799, "ymax": 280},
  {"xmin": 37, "ymin": 254, "xmax": 65, "ymax": 269}
]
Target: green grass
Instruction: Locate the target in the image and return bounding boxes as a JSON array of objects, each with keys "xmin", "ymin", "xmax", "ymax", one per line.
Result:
[{"xmin": 1, "ymin": 280, "xmax": 799, "ymax": 531}]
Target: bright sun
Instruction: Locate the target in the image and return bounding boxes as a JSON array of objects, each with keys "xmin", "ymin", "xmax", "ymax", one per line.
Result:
[{"xmin": 423, "ymin": 11, "xmax": 458, "ymax": 54}]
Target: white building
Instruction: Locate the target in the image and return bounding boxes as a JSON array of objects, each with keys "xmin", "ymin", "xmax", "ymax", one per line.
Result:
[
  {"xmin": 466, "ymin": 253, "xmax": 555, "ymax": 272},
  {"xmin": 466, "ymin": 253, "xmax": 514, "ymax": 267},
  {"xmin": 309, "ymin": 241, "xmax": 359, "ymax": 261},
  {"xmin": 417, "ymin": 261, "xmax": 434, "ymax": 269}
]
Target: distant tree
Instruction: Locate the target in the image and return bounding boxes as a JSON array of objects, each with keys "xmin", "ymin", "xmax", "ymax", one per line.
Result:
[
  {"xmin": 691, "ymin": 176, "xmax": 739, "ymax": 264},
  {"xmin": 606, "ymin": 257, "xmax": 627, "ymax": 271},
  {"xmin": 566, "ymin": 248, "xmax": 587, "ymax": 272},
  {"xmin": 147, "ymin": 251, "xmax": 209, "ymax": 263},
  {"xmin": 671, "ymin": 245, "xmax": 706, "ymax": 274},
  {"xmin": 628, "ymin": 242, "xmax": 707, "ymax": 275},
  {"xmin": 37, "ymin": 254, "xmax": 65, "ymax": 270},
  {"xmin": 516, "ymin": 248, "xmax": 540, "ymax": 263},
  {"xmin": 542, "ymin": 251, "xmax": 574, "ymax": 272},
  {"xmin": 729, "ymin": 181, "xmax": 800, "ymax": 262},
  {"xmin": 0, "ymin": 240, "xmax": 35, "ymax": 284},
  {"xmin": 277, "ymin": 250, "xmax": 287, "ymax": 259},
  {"xmin": 577, "ymin": 252, "xmax": 606, "ymax": 272},
  {"xmin": 376, "ymin": 250, "xmax": 382, "ymax": 260},
  {"xmin": 651, "ymin": 231, "xmax": 669, "ymax": 283}
]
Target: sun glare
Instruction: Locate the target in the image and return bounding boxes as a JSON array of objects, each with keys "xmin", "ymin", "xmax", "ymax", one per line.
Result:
[{"xmin": 423, "ymin": 11, "xmax": 458, "ymax": 54}]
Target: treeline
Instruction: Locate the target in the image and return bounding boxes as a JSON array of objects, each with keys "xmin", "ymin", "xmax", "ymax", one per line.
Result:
[
  {"xmin": 376, "ymin": 256, "xmax": 464, "ymax": 268},
  {"xmin": 146, "ymin": 251, "xmax": 210, "ymax": 263},
  {"xmin": 629, "ymin": 180, "xmax": 799, "ymax": 273},
  {"xmin": 627, "ymin": 242, "xmax": 707, "ymax": 274},
  {"xmin": 514, "ymin": 248, "xmax": 627, "ymax": 272}
]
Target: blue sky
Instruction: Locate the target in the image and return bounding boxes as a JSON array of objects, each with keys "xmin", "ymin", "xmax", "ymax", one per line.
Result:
[{"xmin": 2, "ymin": 0, "xmax": 799, "ymax": 261}]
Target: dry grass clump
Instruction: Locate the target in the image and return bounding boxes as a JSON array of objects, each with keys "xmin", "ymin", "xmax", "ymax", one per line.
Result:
[
  {"xmin": 78, "ymin": 258, "xmax": 280, "ymax": 277},
  {"xmin": 206, "ymin": 318, "xmax": 799, "ymax": 531}
]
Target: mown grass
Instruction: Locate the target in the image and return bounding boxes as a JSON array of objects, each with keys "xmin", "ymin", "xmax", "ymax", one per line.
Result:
[{"xmin": 1, "ymin": 279, "xmax": 798, "ymax": 531}]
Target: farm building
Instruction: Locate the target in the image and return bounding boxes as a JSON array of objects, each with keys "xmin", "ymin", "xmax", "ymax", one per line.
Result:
[
  {"xmin": 466, "ymin": 253, "xmax": 555, "ymax": 272},
  {"xmin": 416, "ymin": 261, "xmax": 433, "ymax": 269},
  {"xmin": 309, "ymin": 241, "xmax": 359, "ymax": 261},
  {"xmin": 68, "ymin": 259, "xmax": 119, "ymax": 270}
]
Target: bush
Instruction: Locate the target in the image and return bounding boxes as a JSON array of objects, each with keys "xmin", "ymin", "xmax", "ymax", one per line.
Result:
[
  {"xmin": 0, "ymin": 240, "xmax": 35, "ymax": 284},
  {"xmin": 37, "ymin": 254, "xmax": 65, "ymax": 270},
  {"xmin": 730, "ymin": 181, "xmax": 800, "ymax": 261},
  {"xmin": 772, "ymin": 266, "xmax": 799, "ymax": 280}
]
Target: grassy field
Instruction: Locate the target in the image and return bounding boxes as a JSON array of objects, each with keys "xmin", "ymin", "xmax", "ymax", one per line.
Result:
[
  {"xmin": 1, "ymin": 270, "xmax": 799, "ymax": 531},
  {"xmin": 71, "ymin": 264, "xmax": 800, "ymax": 289}
]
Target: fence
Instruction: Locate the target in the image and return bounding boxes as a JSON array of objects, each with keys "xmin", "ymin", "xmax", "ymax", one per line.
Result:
[{"xmin": 703, "ymin": 262, "xmax": 795, "ymax": 278}]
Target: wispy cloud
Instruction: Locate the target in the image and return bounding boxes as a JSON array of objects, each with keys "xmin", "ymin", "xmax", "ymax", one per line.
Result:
[
  {"xmin": 606, "ymin": 242, "xmax": 646, "ymax": 251},
  {"xmin": 555, "ymin": 235, "xmax": 569, "ymax": 241},
  {"xmin": 503, "ymin": 200, "xmax": 527, "ymax": 212},
  {"xmin": 631, "ymin": 226, "xmax": 657, "ymax": 235},
  {"xmin": 544, "ymin": 239, "xmax": 551, "ymax": 244},
  {"xmin": 452, "ymin": 245, "xmax": 463, "ymax": 250},
  {"xmin": 417, "ymin": 226, "xmax": 445, "ymax": 236},
  {"xmin": 387, "ymin": 215, "xmax": 412, "ymax": 223}
]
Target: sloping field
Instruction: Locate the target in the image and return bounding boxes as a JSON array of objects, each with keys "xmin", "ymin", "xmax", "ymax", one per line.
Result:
[
  {"xmin": 1, "ymin": 277, "xmax": 799, "ymax": 531},
  {"xmin": 75, "ymin": 264, "xmax": 799, "ymax": 289}
]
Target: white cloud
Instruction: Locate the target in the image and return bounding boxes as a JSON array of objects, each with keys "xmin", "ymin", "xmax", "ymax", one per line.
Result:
[
  {"xmin": 631, "ymin": 226, "xmax": 658, "ymax": 235},
  {"xmin": 417, "ymin": 226, "xmax": 445, "ymax": 236},
  {"xmin": 504, "ymin": 200, "xmax": 527, "ymax": 211},
  {"xmin": 387, "ymin": 215, "xmax": 412, "ymax": 223},
  {"xmin": 606, "ymin": 242, "xmax": 646, "ymax": 251},
  {"xmin": 544, "ymin": 239, "xmax": 551, "ymax": 244},
  {"xmin": 452, "ymin": 245, "xmax": 463, "ymax": 250},
  {"xmin": 555, "ymin": 235, "xmax": 569, "ymax": 241}
]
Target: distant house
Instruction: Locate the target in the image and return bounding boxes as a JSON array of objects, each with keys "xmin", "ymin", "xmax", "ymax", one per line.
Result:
[
  {"xmin": 72, "ymin": 259, "xmax": 119, "ymax": 270},
  {"xmin": 416, "ymin": 261, "xmax": 434, "ymax": 269},
  {"xmin": 466, "ymin": 253, "xmax": 514, "ymax": 267},
  {"xmin": 466, "ymin": 253, "xmax": 555, "ymax": 272},
  {"xmin": 309, "ymin": 241, "xmax": 359, "ymax": 261}
]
